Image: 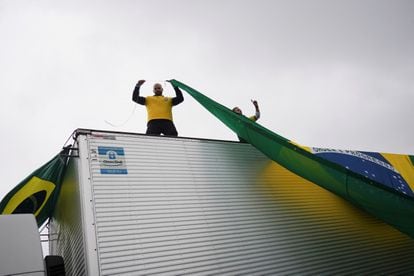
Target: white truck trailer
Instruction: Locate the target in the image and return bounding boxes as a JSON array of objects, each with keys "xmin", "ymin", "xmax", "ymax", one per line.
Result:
[{"xmin": 48, "ymin": 129, "xmax": 413, "ymax": 275}]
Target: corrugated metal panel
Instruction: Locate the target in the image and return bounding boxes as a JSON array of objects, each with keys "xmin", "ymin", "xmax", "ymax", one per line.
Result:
[
  {"xmin": 50, "ymin": 159, "xmax": 87, "ymax": 276},
  {"xmin": 85, "ymin": 132, "xmax": 414, "ymax": 275}
]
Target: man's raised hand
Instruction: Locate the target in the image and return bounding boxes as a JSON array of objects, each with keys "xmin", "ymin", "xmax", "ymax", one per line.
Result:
[{"xmin": 137, "ymin": 80, "xmax": 146, "ymax": 86}]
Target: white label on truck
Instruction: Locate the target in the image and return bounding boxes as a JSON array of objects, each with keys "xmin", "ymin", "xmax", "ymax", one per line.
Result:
[{"xmin": 98, "ymin": 146, "xmax": 128, "ymax": 174}]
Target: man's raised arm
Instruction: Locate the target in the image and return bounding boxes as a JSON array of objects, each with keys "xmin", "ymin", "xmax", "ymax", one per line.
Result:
[
  {"xmin": 171, "ymin": 82, "xmax": 184, "ymax": 106},
  {"xmin": 132, "ymin": 79, "xmax": 146, "ymax": 105}
]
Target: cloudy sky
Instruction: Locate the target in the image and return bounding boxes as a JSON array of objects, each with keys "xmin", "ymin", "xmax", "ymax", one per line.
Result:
[{"xmin": 1, "ymin": 0, "xmax": 413, "ymax": 200}]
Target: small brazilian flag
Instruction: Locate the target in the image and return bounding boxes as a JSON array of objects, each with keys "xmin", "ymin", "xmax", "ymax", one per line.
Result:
[{"xmin": 0, "ymin": 148, "xmax": 69, "ymax": 227}]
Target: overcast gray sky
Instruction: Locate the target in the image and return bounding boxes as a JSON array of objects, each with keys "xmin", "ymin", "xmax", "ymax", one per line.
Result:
[{"xmin": 1, "ymin": 0, "xmax": 413, "ymax": 199}]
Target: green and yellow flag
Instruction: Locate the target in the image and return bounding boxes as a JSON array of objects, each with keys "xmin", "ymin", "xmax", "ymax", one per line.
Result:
[
  {"xmin": 171, "ymin": 79, "xmax": 414, "ymax": 239},
  {"xmin": 0, "ymin": 148, "xmax": 69, "ymax": 227}
]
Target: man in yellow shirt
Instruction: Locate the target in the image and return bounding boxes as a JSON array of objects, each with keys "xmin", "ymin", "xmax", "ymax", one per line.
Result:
[
  {"xmin": 132, "ymin": 79, "xmax": 184, "ymax": 136},
  {"xmin": 232, "ymin": 100, "xmax": 260, "ymax": 121}
]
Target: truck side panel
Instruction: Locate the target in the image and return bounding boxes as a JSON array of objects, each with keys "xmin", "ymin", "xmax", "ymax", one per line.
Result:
[
  {"xmin": 49, "ymin": 157, "xmax": 87, "ymax": 275},
  {"xmin": 52, "ymin": 131, "xmax": 414, "ymax": 275}
]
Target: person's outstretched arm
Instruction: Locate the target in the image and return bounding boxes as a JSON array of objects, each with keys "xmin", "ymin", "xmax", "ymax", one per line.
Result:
[
  {"xmin": 252, "ymin": 100, "xmax": 260, "ymax": 120},
  {"xmin": 171, "ymin": 82, "xmax": 184, "ymax": 106},
  {"xmin": 132, "ymin": 80, "xmax": 146, "ymax": 105}
]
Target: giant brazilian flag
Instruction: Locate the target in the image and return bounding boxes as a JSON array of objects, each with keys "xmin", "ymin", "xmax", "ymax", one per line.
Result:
[
  {"xmin": 170, "ymin": 79, "xmax": 414, "ymax": 239},
  {"xmin": 0, "ymin": 148, "xmax": 69, "ymax": 227}
]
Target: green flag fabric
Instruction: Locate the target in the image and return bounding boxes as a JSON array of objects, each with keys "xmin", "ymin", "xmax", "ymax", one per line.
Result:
[
  {"xmin": 0, "ymin": 148, "xmax": 69, "ymax": 227},
  {"xmin": 171, "ymin": 79, "xmax": 414, "ymax": 239}
]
